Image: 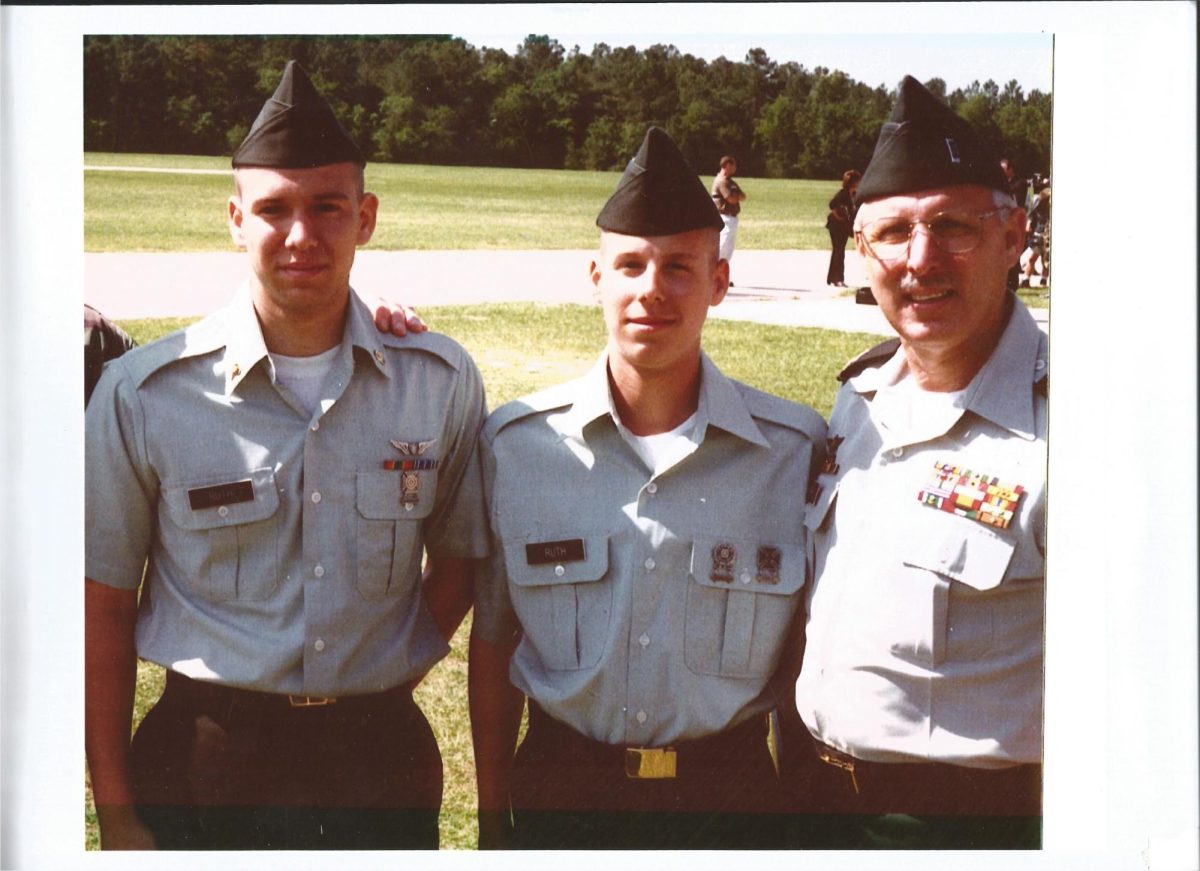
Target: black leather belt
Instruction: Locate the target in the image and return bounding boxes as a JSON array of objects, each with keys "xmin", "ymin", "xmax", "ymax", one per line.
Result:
[
  {"xmin": 811, "ymin": 736, "xmax": 1041, "ymax": 817},
  {"xmin": 527, "ymin": 701, "xmax": 770, "ymax": 781},
  {"xmin": 163, "ymin": 671, "xmax": 411, "ymax": 719}
]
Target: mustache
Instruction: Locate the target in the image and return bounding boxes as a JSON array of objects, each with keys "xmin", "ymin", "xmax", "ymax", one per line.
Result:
[{"xmin": 897, "ymin": 276, "xmax": 953, "ymax": 295}]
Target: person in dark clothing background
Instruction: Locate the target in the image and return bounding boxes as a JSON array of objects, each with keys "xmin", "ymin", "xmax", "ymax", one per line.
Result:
[{"xmin": 825, "ymin": 169, "xmax": 861, "ymax": 287}]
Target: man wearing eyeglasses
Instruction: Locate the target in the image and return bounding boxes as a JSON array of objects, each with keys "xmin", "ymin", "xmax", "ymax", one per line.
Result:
[{"xmin": 788, "ymin": 76, "xmax": 1046, "ymax": 850}]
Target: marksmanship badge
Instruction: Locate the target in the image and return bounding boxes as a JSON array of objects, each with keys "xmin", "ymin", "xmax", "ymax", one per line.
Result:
[
  {"xmin": 710, "ymin": 543, "xmax": 736, "ymax": 583},
  {"xmin": 401, "ymin": 471, "xmax": 421, "ymax": 508},
  {"xmin": 756, "ymin": 546, "xmax": 782, "ymax": 585}
]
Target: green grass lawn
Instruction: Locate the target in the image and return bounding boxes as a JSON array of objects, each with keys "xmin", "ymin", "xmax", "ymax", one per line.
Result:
[
  {"xmin": 84, "ymin": 152, "xmax": 842, "ymax": 252},
  {"xmin": 85, "ymin": 304, "xmax": 876, "ymax": 851}
]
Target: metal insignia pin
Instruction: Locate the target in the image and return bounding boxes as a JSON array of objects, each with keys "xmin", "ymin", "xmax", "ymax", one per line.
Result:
[
  {"xmin": 401, "ymin": 470, "xmax": 421, "ymax": 508},
  {"xmin": 710, "ymin": 543, "xmax": 736, "ymax": 583},
  {"xmin": 756, "ymin": 546, "xmax": 782, "ymax": 584},
  {"xmin": 391, "ymin": 439, "xmax": 436, "ymax": 455}
]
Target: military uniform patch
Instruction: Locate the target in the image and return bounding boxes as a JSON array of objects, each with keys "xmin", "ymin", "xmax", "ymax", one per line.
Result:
[{"xmin": 917, "ymin": 461, "xmax": 1024, "ymax": 530}]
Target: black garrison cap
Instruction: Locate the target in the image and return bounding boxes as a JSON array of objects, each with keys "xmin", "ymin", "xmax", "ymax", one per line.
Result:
[
  {"xmin": 596, "ymin": 126, "xmax": 723, "ymax": 236},
  {"xmin": 232, "ymin": 60, "xmax": 365, "ymax": 169},
  {"xmin": 855, "ymin": 75, "xmax": 1007, "ymax": 204}
]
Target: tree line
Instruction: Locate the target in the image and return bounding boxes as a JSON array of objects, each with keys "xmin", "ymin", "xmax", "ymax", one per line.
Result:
[{"xmin": 84, "ymin": 35, "xmax": 1052, "ymax": 179}]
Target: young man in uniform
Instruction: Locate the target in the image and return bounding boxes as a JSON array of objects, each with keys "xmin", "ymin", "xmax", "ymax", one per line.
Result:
[
  {"xmin": 790, "ymin": 75, "xmax": 1046, "ymax": 850},
  {"xmin": 468, "ymin": 127, "xmax": 825, "ymax": 849},
  {"xmin": 85, "ymin": 61, "xmax": 488, "ymax": 850}
]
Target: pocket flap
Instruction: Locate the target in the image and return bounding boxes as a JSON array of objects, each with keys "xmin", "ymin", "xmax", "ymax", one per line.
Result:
[
  {"xmin": 902, "ymin": 520, "xmax": 1015, "ymax": 591},
  {"xmin": 689, "ymin": 537, "xmax": 805, "ymax": 595},
  {"xmin": 163, "ymin": 467, "xmax": 279, "ymax": 530},
  {"xmin": 505, "ymin": 534, "xmax": 609, "ymax": 588},
  {"xmin": 357, "ymin": 469, "xmax": 437, "ymax": 520}
]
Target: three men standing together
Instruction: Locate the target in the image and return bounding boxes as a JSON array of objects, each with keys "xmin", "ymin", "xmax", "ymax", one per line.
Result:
[{"xmin": 85, "ymin": 63, "xmax": 1045, "ymax": 852}]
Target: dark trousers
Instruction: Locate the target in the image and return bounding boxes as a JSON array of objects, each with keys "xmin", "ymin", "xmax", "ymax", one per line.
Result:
[
  {"xmin": 510, "ymin": 703, "xmax": 790, "ymax": 849},
  {"xmin": 786, "ymin": 731, "xmax": 1042, "ymax": 850},
  {"xmin": 826, "ymin": 228, "xmax": 851, "ymax": 284},
  {"xmin": 130, "ymin": 672, "xmax": 442, "ymax": 850}
]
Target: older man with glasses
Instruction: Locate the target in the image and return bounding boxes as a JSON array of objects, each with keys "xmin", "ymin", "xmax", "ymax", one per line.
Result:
[{"xmin": 785, "ymin": 76, "xmax": 1047, "ymax": 850}]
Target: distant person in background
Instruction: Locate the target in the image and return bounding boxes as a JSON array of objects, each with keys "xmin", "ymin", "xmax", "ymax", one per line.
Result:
[
  {"xmin": 711, "ymin": 155, "xmax": 746, "ymax": 278},
  {"xmin": 999, "ymin": 158, "xmax": 1030, "ymax": 291},
  {"xmin": 1021, "ymin": 175, "xmax": 1051, "ymax": 288},
  {"xmin": 84, "ymin": 304, "xmax": 136, "ymax": 407},
  {"xmin": 825, "ymin": 169, "xmax": 862, "ymax": 287}
]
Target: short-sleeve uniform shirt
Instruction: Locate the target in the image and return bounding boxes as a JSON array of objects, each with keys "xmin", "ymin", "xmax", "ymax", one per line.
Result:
[
  {"xmin": 85, "ymin": 287, "xmax": 489, "ymax": 697},
  {"xmin": 797, "ymin": 300, "xmax": 1047, "ymax": 767},
  {"xmin": 474, "ymin": 353, "xmax": 826, "ymax": 746}
]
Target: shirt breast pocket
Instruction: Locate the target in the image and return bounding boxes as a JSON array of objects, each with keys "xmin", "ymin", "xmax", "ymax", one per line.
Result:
[
  {"xmin": 901, "ymin": 515, "xmax": 1025, "ymax": 662},
  {"xmin": 161, "ymin": 468, "xmax": 280, "ymax": 602},
  {"xmin": 504, "ymin": 534, "xmax": 611, "ymax": 672},
  {"xmin": 685, "ymin": 537, "xmax": 805, "ymax": 678},
  {"xmin": 355, "ymin": 469, "xmax": 438, "ymax": 600}
]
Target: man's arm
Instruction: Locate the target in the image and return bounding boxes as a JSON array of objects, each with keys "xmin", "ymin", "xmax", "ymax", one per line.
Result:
[
  {"xmin": 423, "ymin": 555, "xmax": 477, "ymax": 642},
  {"xmin": 468, "ymin": 627, "xmax": 524, "ymax": 849},
  {"xmin": 85, "ymin": 578, "xmax": 157, "ymax": 850}
]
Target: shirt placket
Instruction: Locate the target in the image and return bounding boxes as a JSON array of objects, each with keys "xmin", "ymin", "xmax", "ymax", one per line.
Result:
[
  {"xmin": 298, "ymin": 349, "xmax": 354, "ymax": 695},
  {"xmin": 624, "ymin": 470, "xmax": 669, "ymax": 746}
]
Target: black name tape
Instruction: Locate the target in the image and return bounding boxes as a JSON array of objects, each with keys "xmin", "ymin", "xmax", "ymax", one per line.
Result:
[
  {"xmin": 526, "ymin": 538, "xmax": 586, "ymax": 565},
  {"xmin": 188, "ymin": 479, "xmax": 255, "ymax": 511}
]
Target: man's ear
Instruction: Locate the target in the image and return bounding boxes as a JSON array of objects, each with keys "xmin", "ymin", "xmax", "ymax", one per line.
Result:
[
  {"xmin": 710, "ymin": 258, "xmax": 730, "ymax": 307},
  {"xmin": 357, "ymin": 192, "xmax": 380, "ymax": 246},
  {"xmin": 227, "ymin": 197, "xmax": 246, "ymax": 249},
  {"xmin": 1003, "ymin": 207, "xmax": 1027, "ymax": 266}
]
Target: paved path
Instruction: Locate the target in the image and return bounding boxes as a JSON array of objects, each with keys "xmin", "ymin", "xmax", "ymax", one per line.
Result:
[{"xmin": 84, "ymin": 249, "xmax": 1048, "ymax": 336}]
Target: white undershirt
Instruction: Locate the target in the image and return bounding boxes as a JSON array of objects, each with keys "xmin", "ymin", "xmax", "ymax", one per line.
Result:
[
  {"xmin": 270, "ymin": 345, "xmax": 340, "ymax": 416},
  {"xmin": 875, "ymin": 369, "xmax": 969, "ymax": 437},
  {"xmin": 614, "ymin": 411, "xmax": 699, "ymax": 476}
]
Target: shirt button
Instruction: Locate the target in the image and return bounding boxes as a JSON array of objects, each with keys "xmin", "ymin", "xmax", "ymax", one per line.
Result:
[
  {"xmin": 644, "ymin": 557, "xmax": 656, "ymax": 570},
  {"xmin": 217, "ymin": 505, "xmax": 229, "ymax": 518},
  {"xmin": 891, "ymin": 447, "xmax": 904, "ymax": 459},
  {"xmin": 1035, "ymin": 359, "xmax": 1046, "ymax": 371},
  {"xmin": 740, "ymin": 571, "xmax": 752, "ymax": 584},
  {"xmin": 314, "ymin": 639, "xmax": 325, "ymax": 652},
  {"xmin": 639, "ymin": 634, "xmax": 650, "ymax": 648},
  {"xmin": 311, "ymin": 491, "xmax": 322, "ymax": 504},
  {"xmin": 646, "ymin": 482, "xmax": 658, "ymax": 495},
  {"xmin": 554, "ymin": 565, "xmax": 565, "ymax": 577},
  {"xmin": 636, "ymin": 710, "xmax": 647, "ymax": 724},
  {"xmin": 314, "ymin": 564, "xmax": 325, "ymax": 578}
]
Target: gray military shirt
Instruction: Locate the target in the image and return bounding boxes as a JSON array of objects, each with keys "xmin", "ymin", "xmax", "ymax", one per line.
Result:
[
  {"xmin": 474, "ymin": 353, "xmax": 825, "ymax": 746},
  {"xmin": 797, "ymin": 300, "xmax": 1047, "ymax": 766},
  {"xmin": 85, "ymin": 286, "xmax": 489, "ymax": 696}
]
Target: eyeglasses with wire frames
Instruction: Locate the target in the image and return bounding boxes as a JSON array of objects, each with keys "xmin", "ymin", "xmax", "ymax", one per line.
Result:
[{"xmin": 856, "ymin": 208, "xmax": 1012, "ymax": 263}]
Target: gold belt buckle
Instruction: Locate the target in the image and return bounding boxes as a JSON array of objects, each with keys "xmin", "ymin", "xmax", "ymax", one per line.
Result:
[
  {"xmin": 624, "ymin": 747, "xmax": 677, "ymax": 779},
  {"xmin": 288, "ymin": 695, "xmax": 337, "ymax": 708},
  {"xmin": 818, "ymin": 746, "xmax": 860, "ymax": 794}
]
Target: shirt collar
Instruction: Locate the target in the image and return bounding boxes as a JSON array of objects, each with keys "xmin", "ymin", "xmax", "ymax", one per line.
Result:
[
  {"xmin": 849, "ymin": 298, "xmax": 1046, "ymax": 440},
  {"xmin": 558, "ymin": 350, "xmax": 769, "ymax": 449},
  {"xmin": 221, "ymin": 283, "xmax": 271, "ymax": 396},
  {"xmin": 222, "ymin": 284, "xmax": 392, "ymax": 395},
  {"xmin": 960, "ymin": 301, "xmax": 1046, "ymax": 440}
]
